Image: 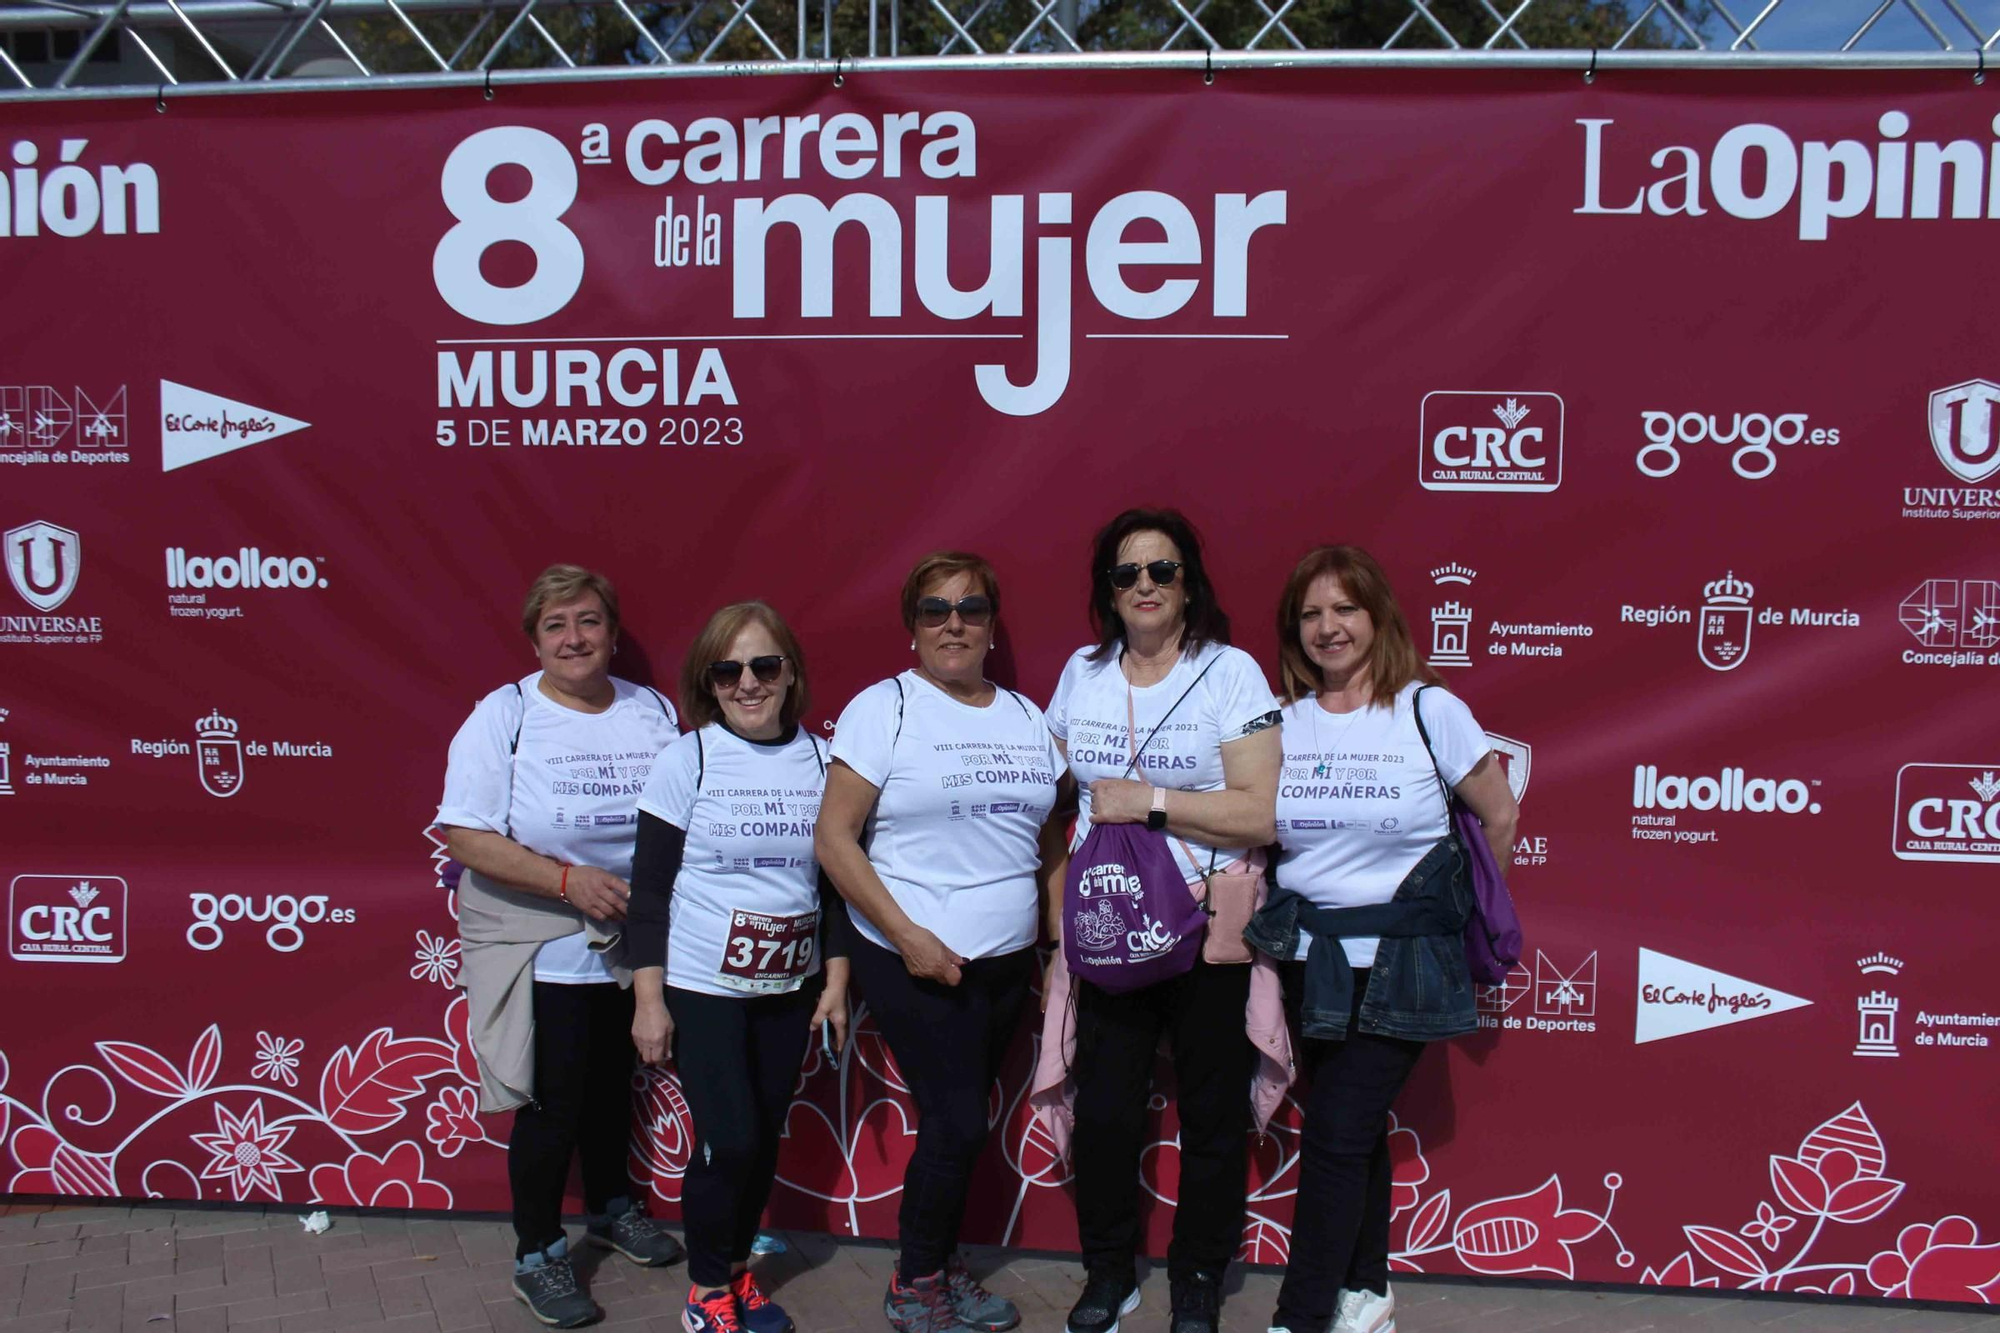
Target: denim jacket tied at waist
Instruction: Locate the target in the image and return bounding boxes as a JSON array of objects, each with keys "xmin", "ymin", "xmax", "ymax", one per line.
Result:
[{"xmin": 1243, "ymin": 836, "xmax": 1477, "ymax": 1043}]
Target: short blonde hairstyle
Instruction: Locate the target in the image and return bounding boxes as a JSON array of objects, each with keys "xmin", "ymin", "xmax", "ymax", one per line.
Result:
[
  {"xmin": 899, "ymin": 551, "xmax": 1000, "ymax": 632},
  {"xmin": 679, "ymin": 601, "xmax": 811, "ymax": 731},
  {"xmin": 520, "ymin": 564, "xmax": 621, "ymax": 639}
]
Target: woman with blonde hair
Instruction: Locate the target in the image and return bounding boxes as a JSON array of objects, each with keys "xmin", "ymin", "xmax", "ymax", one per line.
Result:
[{"xmin": 438, "ymin": 564, "xmax": 684, "ymax": 1330}]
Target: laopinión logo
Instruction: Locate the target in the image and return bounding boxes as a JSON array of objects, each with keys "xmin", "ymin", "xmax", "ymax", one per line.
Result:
[
  {"xmin": 1891, "ymin": 764, "xmax": 2000, "ymax": 863},
  {"xmin": 0, "ymin": 384, "xmax": 130, "ymax": 468},
  {"xmin": 185, "ymin": 892, "xmax": 357, "ymax": 953},
  {"xmin": 1897, "ymin": 578, "xmax": 1999, "ymax": 667},
  {"xmin": 1417, "ymin": 392, "xmax": 1563, "ymax": 493},
  {"xmin": 1905, "ymin": 380, "xmax": 2000, "ymax": 521},
  {"xmin": 1423, "ymin": 562, "xmax": 1591, "ymax": 668},
  {"xmin": 9, "ymin": 874, "xmax": 127, "ymax": 963}
]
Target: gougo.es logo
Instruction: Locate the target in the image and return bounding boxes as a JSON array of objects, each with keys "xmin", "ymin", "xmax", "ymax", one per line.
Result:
[{"xmin": 186, "ymin": 892, "xmax": 355, "ymax": 952}]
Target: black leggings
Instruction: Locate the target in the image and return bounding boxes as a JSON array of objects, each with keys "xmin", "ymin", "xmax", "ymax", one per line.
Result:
[
  {"xmin": 509, "ymin": 980, "xmax": 637, "ymax": 1259},
  {"xmin": 1274, "ymin": 964, "xmax": 1425, "ymax": 1326},
  {"xmin": 667, "ymin": 981, "xmax": 820, "ymax": 1287},
  {"xmin": 850, "ymin": 934, "xmax": 1033, "ymax": 1281},
  {"xmin": 1069, "ymin": 955, "xmax": 1257, "ymax": 1281}
]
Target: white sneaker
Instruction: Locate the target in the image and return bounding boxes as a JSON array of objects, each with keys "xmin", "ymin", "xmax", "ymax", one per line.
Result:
[{"xmin": 1331, "ymin": 1285, "xmax": 1394, "ymax": 1333}]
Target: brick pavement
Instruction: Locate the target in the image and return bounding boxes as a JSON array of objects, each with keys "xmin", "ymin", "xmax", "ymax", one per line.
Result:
[{"xmin": 1, "ymin": 1204, "xmax": 1992, "ymax": 1333}]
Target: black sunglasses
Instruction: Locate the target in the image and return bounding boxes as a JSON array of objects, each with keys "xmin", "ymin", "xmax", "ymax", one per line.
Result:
[
  {"xmin": 708, "ymin": 655, "xmax": 787, "ymax": 688},
  {"xmin": 915, "ymin": 595, "xmax": 994, "ymax": 628},
  {"xmin": 1106, "ymin": 560, "xmax": 1183, "ymax": 591}
]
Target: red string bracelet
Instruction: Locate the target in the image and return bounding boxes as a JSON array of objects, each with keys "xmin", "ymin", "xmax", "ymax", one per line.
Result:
[{"xmin": 558, "ymin": 863, "xmax": 572, "ymax": 901}]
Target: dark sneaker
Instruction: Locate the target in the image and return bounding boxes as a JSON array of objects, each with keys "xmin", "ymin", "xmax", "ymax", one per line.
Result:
[
  {"xmin": 1064, "ymin": 1265, "xmax": 1139, "ymax": 1333},
  {"xmin": 682, "ymin": 1285, "xmax": 742, "ymax": 1333},
  {"xmin": 730, "ymin": 1269, "xmax": 795, "ymax": 1333},
  {"xmin": 587, "ymin": 1202, "xmax": 686, "ymax": 1267},
  {"xmin": 1168, "ymin": 1271, "xmax": 1222, "ymax": 1333},
  {"xmin": 512, "ymin": 1250, "xmax": 601, "ymax": 1328},
  {"xmin": 944, "ymin": 1255, "xmax": 1020, "ymax": 1333},
  {"xmin": 885, "ymin": 1271, "xmax": 970, "ymax": 1333}
]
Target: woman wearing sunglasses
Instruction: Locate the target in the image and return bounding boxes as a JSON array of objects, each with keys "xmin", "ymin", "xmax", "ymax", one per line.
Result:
[
  {"xmin": 438, "ymin": 565, "xmax": 686, "ymax": 1331},
  {"xmin": 1045, "ymin": 509, "xmax": 1282, "ymax": 1333},
  {"xmin": 816, "ymin": 551, "xmax": 1066, "ymax": 1333},
  {"xmin": 627, "ymin": 602, "xmax": 851, "ymax": 1333}
]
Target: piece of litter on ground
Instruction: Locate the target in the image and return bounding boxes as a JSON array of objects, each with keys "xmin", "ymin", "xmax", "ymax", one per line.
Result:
[
  {"xmin": 750, "ymin": 1233, "xmax": 787, "ymax": 1255},
  {"xmin": 300, "ymin": 1210, "xmax": 332, "ymax": 1234},
  {"xmin": 147, "ymin": 1315, "xmax": 171, "ymax": 1322}
]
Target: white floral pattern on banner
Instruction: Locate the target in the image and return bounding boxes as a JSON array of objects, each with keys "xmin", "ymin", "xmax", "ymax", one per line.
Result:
[
  {"xmin": 252, "ymin": 1033, "xmax": 304, "ymax": 1088},
  {"xmin": 191, "ymin": 1102, "xmax": 302, "ymax": 1202},
  {"xmin": 424, "ymin": 1086, "xmax": 491, "ymax": 1158},
  {"xmin": 3, "ymin": 824, "xmax": 1995, "ymax": 1311},
  {"xmin": 410, "ymin": 930, "xmax": 461, "ymax": 987}
]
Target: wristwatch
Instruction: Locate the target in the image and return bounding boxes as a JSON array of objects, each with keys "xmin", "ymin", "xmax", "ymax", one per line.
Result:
[{"xmin": 1147, "ymin": 786, "xmax": 1168, "ymax": 832}]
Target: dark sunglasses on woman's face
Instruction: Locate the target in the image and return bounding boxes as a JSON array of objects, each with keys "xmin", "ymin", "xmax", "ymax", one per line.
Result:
[
  {"xmin": 708, "ymin": 655, "xmax": 786, "ymax": 688},
  {"xmin": 915, "ymin": 595, "xmax": 994, "ymax": 628},
  {"xmin": 1107, "ymin": 560, "xmax": 1183, "ymax": 591}
]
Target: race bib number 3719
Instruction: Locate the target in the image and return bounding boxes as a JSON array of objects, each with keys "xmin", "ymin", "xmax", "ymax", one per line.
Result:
[{"xmin": 717, "ymin": 909, "xmax": 818, "ymax": 993}]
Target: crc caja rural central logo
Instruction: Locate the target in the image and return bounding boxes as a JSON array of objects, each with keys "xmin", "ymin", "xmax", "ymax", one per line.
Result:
[
  {"xmin": 1892, "ymin": 764, "xmax": 2000, "ymax": 863},
  {"xmin": 1418, "ymin": 392, "xmax": 1563, "ymax": 493},
  {"xmin": 9, "ymin": 875, "xmax": 127, "ymax": 963}
]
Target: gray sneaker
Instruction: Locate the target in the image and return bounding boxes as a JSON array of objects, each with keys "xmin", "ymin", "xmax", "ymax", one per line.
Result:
[
  {"xmin": 586, "ymin": 1201, "xmax": 686, "ymax": 1267},
  {"xmin": 944, "ymin": 1256, "xmax": 1020, "ymax": 1333},
  {"xmin": 885, "ymin": 1271, "xmax": 971, "ymax": 1333},
  {"xmin": 512, "ymin": 1249, "xmax": 601, "ymax": 1328}
]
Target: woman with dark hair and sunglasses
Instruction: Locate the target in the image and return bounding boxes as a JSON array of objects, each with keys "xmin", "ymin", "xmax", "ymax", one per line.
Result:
[
  {"xmin": 1045, "ymin": 509, "xmax": 1282, "ymax": 1333},
  {"xmin": 815, "ymin": 552, "xmax": 1066, "ymax": 1333},
  {"xmin": 1250, "ymin": 546, "xmax": 1515, "ymax": 1333},
  {"xmin": 627, "ymin": 601, "xmax": 851, "ymax": 1333}
]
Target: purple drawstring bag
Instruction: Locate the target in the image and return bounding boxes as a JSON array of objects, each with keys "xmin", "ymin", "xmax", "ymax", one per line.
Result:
[
  {"xmin": 1063, "ymin": 822, "xmax": 1208, "ymax": 993},
  {"xmin": 1413, "ymin": 686, "xmax": 1526, "ymax": 986}
]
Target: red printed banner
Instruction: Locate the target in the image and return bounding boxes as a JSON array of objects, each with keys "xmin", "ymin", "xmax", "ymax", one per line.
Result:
[{"xmin": 3, "ymin": 69, "xmax": 1998, "ymax": 1304}]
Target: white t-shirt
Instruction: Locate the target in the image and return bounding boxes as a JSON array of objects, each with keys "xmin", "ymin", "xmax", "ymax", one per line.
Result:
[
  {"xmin": 636, "ymin": 724, "xmax": 829, "ymax": 998},
  {"xmin": 438, "ymin": 674, "xmax": 679, "ymax": 983},
  {"xmin": 1047, "ymin": 641, "xmax": 1280, "ymax": 880},
  {"xmin": 1271, "ymin": 683, "xmax": 1488, "ymax": 967},
  {"xmin": 831, "ymin": 672, "xmax": 1059, "ymax": 960}
]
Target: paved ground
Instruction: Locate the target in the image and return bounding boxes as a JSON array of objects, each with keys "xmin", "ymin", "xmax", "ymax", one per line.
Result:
[{"xmin": 2, "ymin": 1203, "xmax": 1993, "ymax": 1333}]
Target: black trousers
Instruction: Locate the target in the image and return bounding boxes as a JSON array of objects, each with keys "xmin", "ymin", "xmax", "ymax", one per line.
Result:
[
  {"xmin": 850, "ymin": 934, "xmax": 1033, "ymax": 1281},
  {"xmin": 1274, "ymin": 964, "xmax": 1425, "ymax": 1327},
  {"xmin": 1070, "ymin": 955, "xmax": 1257, "ymax": 1280},
  {"xmin": 509, "ymin": 980, "xmax": 637, "ymax": 1259},
  {"xmin": 667, "ymin": 981, "xmax": 820, "ymax": 1287}
]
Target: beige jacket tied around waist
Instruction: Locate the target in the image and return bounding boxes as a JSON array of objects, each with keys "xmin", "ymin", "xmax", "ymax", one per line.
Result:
[{"xmin": 456, "ymin": 866, "xmax": 631, "ymax": 1113}]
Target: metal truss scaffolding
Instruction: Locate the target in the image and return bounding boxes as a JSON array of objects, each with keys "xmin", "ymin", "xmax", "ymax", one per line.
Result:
[{"xmin": 0, "ymin": 0, "xmax": 1993, "ymax": 100}]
